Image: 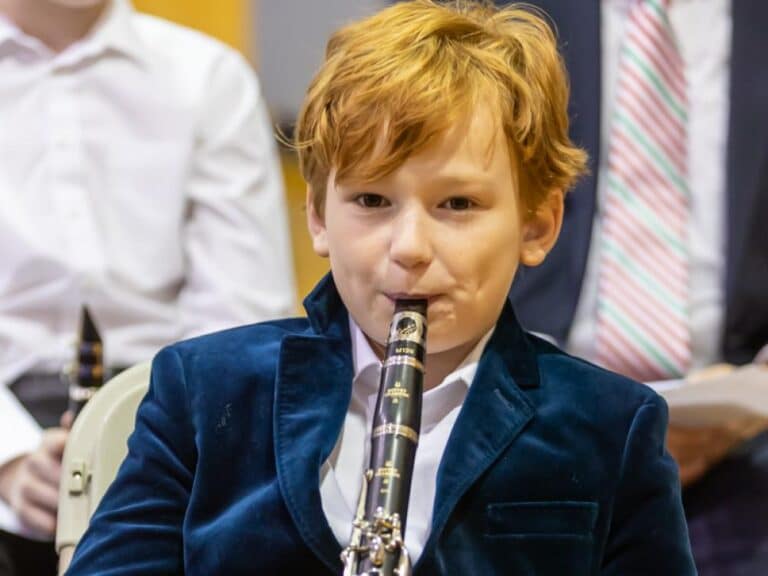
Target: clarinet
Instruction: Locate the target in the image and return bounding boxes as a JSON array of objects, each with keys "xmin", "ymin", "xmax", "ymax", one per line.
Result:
[
  {"xmin": 66, "ymin": 305, "xmax": 105, "ymax": 418},
  {"xmin": 342, "ymin": 299, "xmax": 427, "ymax": 576}
]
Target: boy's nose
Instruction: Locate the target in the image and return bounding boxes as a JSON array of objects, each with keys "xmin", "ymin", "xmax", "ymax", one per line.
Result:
[{"xmin": 389, "ymin": 208, "xmax": 432, "ymax": 269}]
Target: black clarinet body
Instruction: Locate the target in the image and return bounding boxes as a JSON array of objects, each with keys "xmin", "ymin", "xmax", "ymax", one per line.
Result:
[
  {"xmin": 66, "ymin": 305, "xmax": 105, "ymax": 418},
  {"xmin": 342, "ymin": 299, "xmax": 427, "ymax": 576}
]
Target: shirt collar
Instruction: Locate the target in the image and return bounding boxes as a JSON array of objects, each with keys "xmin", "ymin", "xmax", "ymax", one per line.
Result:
[
  {"xmin": 349, "ymin": 317, "xmax": 384, "ymax": 401},
  {"xmin": 348, "ymin": 316, "xmax": 494, "ymax": 396},
  {"xmin": 86, "ymin": 0, "xmax": 149, "ymax": 67},
  {"xmin": 0, "ymin": 12, "xmax": 25, "ymax": 49},
  {"xmin": 0, "ymin": 0, "xmax": 148, "ymax": 67},
  {"xmin": 349, "ymin": 317, "xmax": 494, "ymax": 432}
]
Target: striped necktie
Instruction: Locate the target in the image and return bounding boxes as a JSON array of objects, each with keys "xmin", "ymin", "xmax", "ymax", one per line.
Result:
[{"xmin": 595, "ymin": 0, "xmax": 691, "ymax": 381}]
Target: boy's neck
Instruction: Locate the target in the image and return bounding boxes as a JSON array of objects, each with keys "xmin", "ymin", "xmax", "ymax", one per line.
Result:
[
  {"xmin": 0, "ymin": 0, "xmax": 108, "ymax": 53},
  {"xmin": 421, "ymin": 339, "xmax": 480, "ymax": 392}
]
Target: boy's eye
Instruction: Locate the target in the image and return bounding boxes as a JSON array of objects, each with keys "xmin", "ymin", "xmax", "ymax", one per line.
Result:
[
  {"xmin": 355, "ymin": 193, "xmax": 389, "ymax": 208},
  {"xmin": 441, "ymin": 197, "xmax": 473, "ymax": 211}
]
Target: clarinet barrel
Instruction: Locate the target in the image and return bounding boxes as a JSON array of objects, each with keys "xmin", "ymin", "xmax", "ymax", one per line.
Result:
[{"xmin": 342, "ymin": 299, "xmax": 427, "ymax": 576}]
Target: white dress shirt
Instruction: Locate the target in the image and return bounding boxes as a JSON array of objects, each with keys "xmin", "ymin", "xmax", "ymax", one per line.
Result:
[
  {"xmin": 0, "ymin": 0, "xmax": 295, "ymax": 533},
  {"xmin": 320, "ymin": 319, "xmax": 492, "ymax": 565},
  {"xmin": 568, "ymin": 0, "xmax": 731, "ymax": 375}
]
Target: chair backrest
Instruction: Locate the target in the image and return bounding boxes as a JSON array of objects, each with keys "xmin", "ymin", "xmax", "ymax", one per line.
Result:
[{"xmin": 56, "ymin": 362, "xmax": 151, "ymax": 574}]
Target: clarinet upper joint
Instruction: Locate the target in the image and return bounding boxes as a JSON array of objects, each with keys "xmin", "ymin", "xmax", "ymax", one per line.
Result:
[{"xmin": 341, "ymin": 299, "xmax": 426, "ymax": 576}]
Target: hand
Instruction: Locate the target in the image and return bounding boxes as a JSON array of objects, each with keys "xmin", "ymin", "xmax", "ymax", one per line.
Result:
[
  {"xmin": 667, "ymin": 363, "xmax": 756, "ymax": 487},
  {"xmin": 666, "ymin": 424, "xmax": 744, "ymax": 487},
  {"xmin": 668, "ymin": 362, "xmax": 768, "ymax": 486},
  {"xmin": 61, "ymin": 410, "xmax": 74, "ymax": 430},
  {"xmin": 0, "ymin": 426, "xmax": 69, "ymax": 537}
]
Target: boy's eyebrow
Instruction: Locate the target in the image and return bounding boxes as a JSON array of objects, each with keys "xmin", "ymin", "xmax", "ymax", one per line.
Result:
[
  {"xmin": 426, "ymin": 174, "xmax": 494, "ymax": 187},
  {"xmin": 416, "ymin": 173, "xmax": 502, "ymax": 193},
  {"xmin": 338, "ymin": 172, "xmax": 496, "ymax": 189}
]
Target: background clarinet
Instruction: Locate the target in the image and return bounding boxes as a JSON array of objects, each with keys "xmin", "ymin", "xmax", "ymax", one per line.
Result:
[{"xmin": 66, "ymin": 305, "xmax": 105, "ymax": 418}]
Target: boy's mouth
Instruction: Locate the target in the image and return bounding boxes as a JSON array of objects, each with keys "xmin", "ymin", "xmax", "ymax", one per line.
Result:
[{"xmin": 384, "ymin": 292, "xmax": 436, "ymax": 304}]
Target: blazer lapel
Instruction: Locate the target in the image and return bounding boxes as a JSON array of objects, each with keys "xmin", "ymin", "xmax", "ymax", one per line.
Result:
[
  {"xmin": 419, "ymin": 302, "xmax": 540, "ymax": 563},
  {"xmin": 273, "ymin": 276, "xmax": 352, "ymax": 572}
]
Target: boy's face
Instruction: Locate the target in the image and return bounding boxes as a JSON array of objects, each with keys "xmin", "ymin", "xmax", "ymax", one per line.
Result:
[{"xmin": 308, "ymin": 103, "xmax": 562, "ymax": 358}]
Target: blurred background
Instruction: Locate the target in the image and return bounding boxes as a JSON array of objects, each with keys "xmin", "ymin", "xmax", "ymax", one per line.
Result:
[{"xmin": 133, "ymin": 0, "xmax": 387, "ymax": 310}]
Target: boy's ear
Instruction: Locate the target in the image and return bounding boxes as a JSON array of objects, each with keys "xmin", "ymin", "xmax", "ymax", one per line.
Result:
[
  {"xmin": 519, "ymin": 189, "xmax": 564, "ymax": 267},
  {"xmin": 306, "ymin": 186, "xmax": 329, "ymax": 257}
]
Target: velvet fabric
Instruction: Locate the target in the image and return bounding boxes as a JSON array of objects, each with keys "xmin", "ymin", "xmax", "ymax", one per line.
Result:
[{"xmin": 67, "ymin": 275, "xmax": 695, "ymax": 575}]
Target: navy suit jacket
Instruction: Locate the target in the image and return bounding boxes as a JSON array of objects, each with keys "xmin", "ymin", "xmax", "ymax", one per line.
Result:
[
  {"xmin": 508, "ymin": 0, "xmax": 768, "ymax": 365},
  {"xmin": 67, "ymin": 276, "xmax": 695, "ymax": 575}
]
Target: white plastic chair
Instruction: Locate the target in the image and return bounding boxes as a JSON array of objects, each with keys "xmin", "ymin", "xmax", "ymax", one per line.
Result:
[{"xmin": 55, "ymin": 362, "xmax": 151, "ymax": 574}]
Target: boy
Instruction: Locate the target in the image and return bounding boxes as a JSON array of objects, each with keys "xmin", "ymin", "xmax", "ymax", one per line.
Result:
[{"xmin": 67, "ymin": 1, "xmax": 695, "ymax": 574}]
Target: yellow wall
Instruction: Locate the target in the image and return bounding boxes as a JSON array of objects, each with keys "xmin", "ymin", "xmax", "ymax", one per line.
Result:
[
  {"xmin": 132, "ymin": 0, "xmax": 250, "ymax": 57},
  {"xmin": 280, "ymin": 152, "xmax": 331, "ymax": 309}
]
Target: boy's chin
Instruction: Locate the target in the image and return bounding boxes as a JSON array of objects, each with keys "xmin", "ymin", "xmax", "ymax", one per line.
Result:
[{"xmin": 424, "ymin": 336, "xmax": 482, "ymax": 357}]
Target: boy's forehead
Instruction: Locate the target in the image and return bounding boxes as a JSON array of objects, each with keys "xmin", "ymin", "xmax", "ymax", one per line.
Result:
[
  {"xmin": 425, "ymin": 104, "xmax": 505, "ymax": 167},
  {"xmin": 334, "ymin": 100, "xmax": 510, "ymax": 187}
]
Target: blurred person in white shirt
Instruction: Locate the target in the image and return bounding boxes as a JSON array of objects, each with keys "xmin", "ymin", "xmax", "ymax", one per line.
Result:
[{"xmin": 0, "ymin": 0, "xmax": 295, "ymax": 572}]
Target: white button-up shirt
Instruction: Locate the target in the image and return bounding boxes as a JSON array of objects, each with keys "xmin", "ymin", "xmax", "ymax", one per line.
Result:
[
  {"xmin": 0, "ymin": 0, "xmax": 295, "ymax": 533},
  {"xmin": 320, "ymin": 318, "xmax": 491, "ymax": 565}
]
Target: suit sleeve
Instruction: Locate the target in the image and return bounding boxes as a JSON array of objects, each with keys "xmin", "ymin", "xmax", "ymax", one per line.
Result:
[
  {"xmin": 601, "ymin": 394, "xmax": 697, "ymax": 575},
  {"xmin": 66, "ymin": 346, "xmax": 196, "ymax": 575}
]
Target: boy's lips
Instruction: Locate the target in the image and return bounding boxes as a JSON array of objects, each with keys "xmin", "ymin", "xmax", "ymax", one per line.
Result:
[{"xmin": 384, "ymin": 292, "xmax": 437, "ymax": 303}]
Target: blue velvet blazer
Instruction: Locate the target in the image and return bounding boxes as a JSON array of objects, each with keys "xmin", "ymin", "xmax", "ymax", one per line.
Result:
[{"xmin": 67, "ymin": 275, "xmax": 695, "ymax": 575}]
